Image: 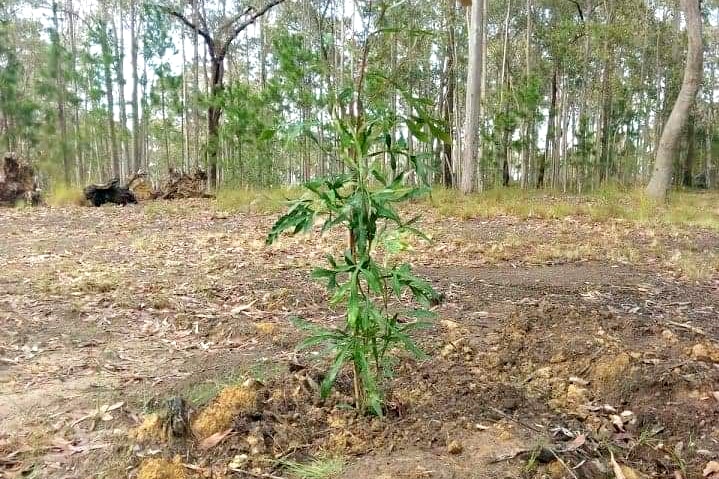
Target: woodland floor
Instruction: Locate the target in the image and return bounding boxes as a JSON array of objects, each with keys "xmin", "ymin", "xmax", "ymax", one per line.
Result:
[{"xmin": 1, "ymin": 197, "xmax": 719, "ymax": 479}]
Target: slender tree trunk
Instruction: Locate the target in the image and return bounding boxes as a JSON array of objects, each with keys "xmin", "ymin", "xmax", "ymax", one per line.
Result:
[
  {"xmin": 442, "ymin": 9, "xmax": 456, "ymax": 188},
  {"xmin": 647, "ymin": 0, "xmax": 703, "ymax": 200},
  {"xmin": 207, "ymin": 57, "xmax": 224, "ymax": 189},
  {"xmin": 683, "ymin": 116, "xmax": 696, "ymax": 187},
  {"xmin": 160, "ymin": 78, "xmax": 171, "ymax": 169},
  {"xmin": 52, "ymin": 0, "xmax": 71, "ymax": 185},
  {"xmin": 99, "ymin": 18, "xmax": 120, "ymax": 178},
  {"xmin": 598, "ymin": 44, "xmax": 613, "ymax": 183},
  {"xmin": 181, "ymin": 29, "xmax": 189, "ymax": 169},
  {"xmin": 67, "ymin": 0, "xmax": 83, "ymax": 184},
  {"xmin": 499, "ymin": 0, "xmax": 511, "ymax": 187},
  {"xmin": 521, "ymin": 0, "xmax": 532, "ymax": 189},
  {"xmin": 130, "ymin": 0, "xmax": 141, "ymax": 174},
  {"xmin": 193, "ymin": 3, "xmax": 200, "ymax": 166},
  {"xmin": 538, "ymin": 65, "xmax": 558, "ymax": 188},
  {"xmin": 461, "ymin": 0, "xmax": 485, "ymax": 193},
  {"xmin": 113, "ymin": 6, "xmax": 128, "ymax": 178}
]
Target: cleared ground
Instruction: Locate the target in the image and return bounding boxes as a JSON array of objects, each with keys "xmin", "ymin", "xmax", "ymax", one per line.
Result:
[{"xmin": 1, "ymin": 196, "xmax": 718, "ymax": 479}]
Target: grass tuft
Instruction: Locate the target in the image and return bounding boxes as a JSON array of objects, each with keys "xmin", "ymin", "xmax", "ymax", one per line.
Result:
[
  {"xmin": 281, "ymin": 457, "xmax": 345, "ymax": 479},
  {"xmin": 427, "ymin": 187, "xmax": 719, "ymax": 229},
  {"xmin": 47, "ymin": 184, "xmax": 86, "ymax": 207},
  {"xmin": 214, "ymin": 187, "xmax": 300, "ymax": 214}
]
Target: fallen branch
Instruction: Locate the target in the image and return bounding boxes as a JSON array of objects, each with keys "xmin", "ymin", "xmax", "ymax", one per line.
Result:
[
  {"xmin": 664, "ymin": 320, "xmax": 706, "ymax": 336},
  {"xmin": 489, "ymin": 407, "xmax": 545, "ymax": 434}
]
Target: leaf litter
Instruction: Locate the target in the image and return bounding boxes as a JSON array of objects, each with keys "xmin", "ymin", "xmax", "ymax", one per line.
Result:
[{"xmin": 0, "ymin": 199, "xmax": 718, "ymax": 478}]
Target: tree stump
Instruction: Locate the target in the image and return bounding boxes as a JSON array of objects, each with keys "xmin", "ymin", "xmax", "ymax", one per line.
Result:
[
  {"xmin": 83, "ymin": 178, "xmax": 137, "ymax": 206},
  {"xmin": 160, "ymin": 168, "xmax": 213, "ymax": 199},
  {"xmin": 0, "ymin": 152, "xmax": 40, "ymax": 206}
]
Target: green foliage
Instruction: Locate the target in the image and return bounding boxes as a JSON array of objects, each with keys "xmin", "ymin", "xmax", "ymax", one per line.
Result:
[{"xmin": 267, "ymin": 92, "xmax": 442, "ymax": 415}]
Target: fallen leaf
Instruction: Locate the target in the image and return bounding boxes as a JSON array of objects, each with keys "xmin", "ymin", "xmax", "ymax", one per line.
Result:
[
  {"xmin": 704, "ymin": 461, "xmax": 719, "ymax": 477},
  {"xmin": 440, "ymin": 319, "xmax": 459, "ymax": 329},
  {"xmin": 100, "ymin": 401, "xmax": 125, "ymax": 413},
  {"xmin": 610, "ymin": 451, "xmax": 626, "ymax": 479},
  {"xmin": 569, "ymin": 376, "xmax": 590, "ymax": 386},
  {"xmin": 565, "ymin": 434, "xmax": 586, "ymax": 451},
  {"xmin": 199, "ymin": 428, "xmax": 233, "ymax": 450},
  {"xmin": 230, "ymin": 301, "xmax": 257, "ymax": 316},
  {"xmin": 610, "ymin": 415, "xmax": 625, "ymax": 432}
]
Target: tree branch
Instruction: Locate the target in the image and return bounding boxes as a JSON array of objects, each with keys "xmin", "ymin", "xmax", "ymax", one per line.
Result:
[
  {"xmin": 162, "ymin": 7, "xmax": 215, "ymax": 57},
  {"xmin": 220, "ymin": 0, "xmax": 287, "ymax": 54},
  {"xmin": 567, "ymin": 0, "xmax": 584, "ymax": 22},
  {"xmin": 219, "ymin": 6, "xmax": 255, "ymax": 34}
]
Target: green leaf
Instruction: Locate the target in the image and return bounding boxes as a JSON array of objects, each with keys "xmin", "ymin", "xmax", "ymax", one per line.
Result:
[
  {"xmin": 347, "ymin": 273, "xmax": 360, "ymax": 327},
  {"xmin": 362, "ymin": 263, "xmax": 383, "ymax": 295},
  {"xmin": 266, "ymin": 200, "xmax": 315, "ymax": 244},
  {"xmin": 406, "ymin": 118, "xmax": 429, "ymax": 142},
  {"xmin": 321, "ymin": 342, "xmax": 351, "ymax": 398}
]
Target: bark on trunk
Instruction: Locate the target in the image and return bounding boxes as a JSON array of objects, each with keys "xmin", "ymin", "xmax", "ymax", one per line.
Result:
[
  {"xmin": 460, "ymin": 0, "xmax": 485, "ymax": 193},
  {"xmin": 646, "ymin": 0, "xmax": 703, "ymax": 200},
  {"xmin": 207, "ymin": 57, "xmax": 224, "ymax": 190},
  {"xmin": 682, "ymin": 115, "xmax": 695, "ymax": 187},
  {"xmin": 538, "ymin": 65, "xmax": 558, "ymax": 188}
]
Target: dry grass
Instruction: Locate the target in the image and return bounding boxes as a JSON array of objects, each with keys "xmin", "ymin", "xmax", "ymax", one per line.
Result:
[
  {"xmin": 670, "ymin": 250, "xmax": 719, "ymax": 281},
  {"xmin": 214, "ymin": 187, "xmax": 300, "ymax": 214},
  {"xmin": 46, "ymin": 184, "xmax": 86, "ymax": 207},
  {"xmin": 427, "ymin": 186, "xmax": 719, "ymax": 229}
]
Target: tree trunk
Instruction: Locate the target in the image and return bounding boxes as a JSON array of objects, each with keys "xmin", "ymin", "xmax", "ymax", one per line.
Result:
[
  {"xmin": 682, "ymin": 115, "xmax": 696, "ymax": 187},
  {"xmin": 67, "ymin": 0, "xmax": 83, "ymax": 184},
  {"xmin": 521, "ymin": 0, "xmax": 532, "ymax": 189},
  {"xmin": 538, "ymin": 65, "xmax": 558, "ymax": 188},
  {"xmin": 646, "ymin": 0, "xmax": 703, "ymax": 201},
  {"xmin": 52, "ymin": 0, "xmax": 71, "ymax": 185},
  {"xmin": 442, "ymin": 13, "xmax": 456, "ymax": 188},
  {"xmin": 207, "ymin": 57, "xmax": 224, "ymax": 189},
  {"xmin": 113, "ymin": 6, "xmax": 128, "ymax": 177},
  {"xmin": 499, "ymin": 0, "xmax": 511, "ymax": 188},
  {"xmin": 460, "ymin": 0, "xmax": 485, "ymax": 194},
  {"xmin": 99, "ymin": 19, "xmax": 120, "ymax": 178},
  {"xmin": 598, "ymin": 42, "xmax": 613, "ymax": 183},
  {"xmin": 131, "ymin": 0, "xmax": 141, "ymax": 174}
]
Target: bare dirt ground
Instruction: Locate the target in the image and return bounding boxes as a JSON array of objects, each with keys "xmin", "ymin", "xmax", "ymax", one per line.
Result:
[{"xmin": 1, "ymin": 199, "xmax": 718, "ymax": 479}]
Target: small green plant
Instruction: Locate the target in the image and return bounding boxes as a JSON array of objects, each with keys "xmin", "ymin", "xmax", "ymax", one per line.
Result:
[
  {"xmin": 267, "ymin": 0, "xmax": 444, "ymax": 415},
  {"xmin": 266, "ymin": 108, "xmax": 441, "ymax": 414}
]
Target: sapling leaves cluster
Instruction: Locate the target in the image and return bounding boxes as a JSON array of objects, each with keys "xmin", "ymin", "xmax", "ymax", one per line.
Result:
[
  {"xmin": 266, "ymin": 106, "xmax": 443, "ymax": 415},
  {"xmin": 266, "ymin": 0, "xmax": 447, "ymax": 415}
]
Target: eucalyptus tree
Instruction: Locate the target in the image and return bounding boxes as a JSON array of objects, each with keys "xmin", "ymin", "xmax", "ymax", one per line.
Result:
[
  {"xmin": 646, "ymin": 0, "xmax": 703, "ymax": 200},
  {"xmin": 162, "ymin": 0, "xmax": 287, "ymax": 189},
  {"xmin": 461, "ymin": 0, "xmax": 485, "ymax": 193}
]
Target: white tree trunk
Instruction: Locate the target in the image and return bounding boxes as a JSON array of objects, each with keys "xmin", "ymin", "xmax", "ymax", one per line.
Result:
[
  {"xmin": 460, "ymin": 0, "xmax": 484, "ymax": 194},
  {"xmin": 646, "ymin": 0, "xmax": 703, "ymax": 201}
]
